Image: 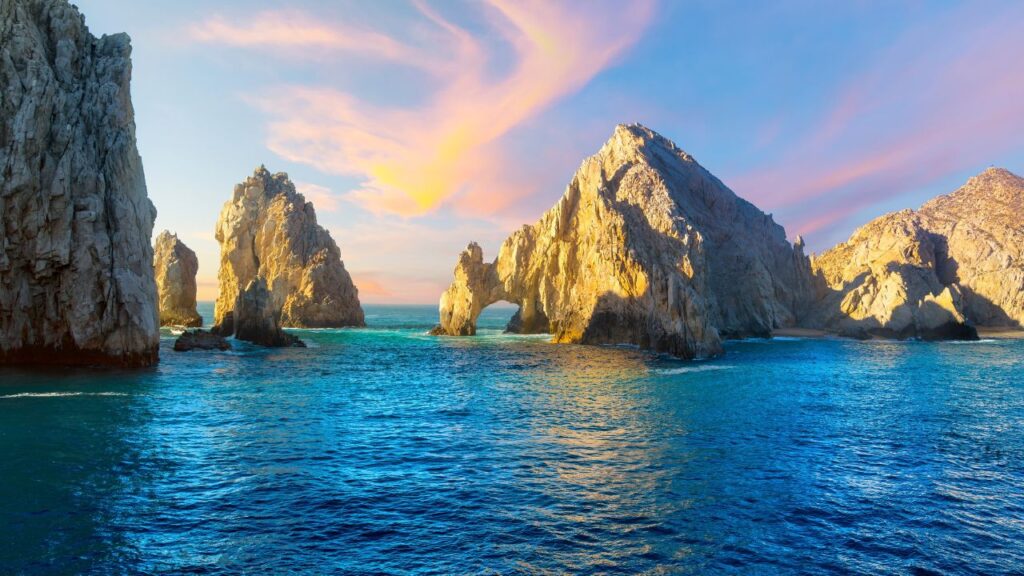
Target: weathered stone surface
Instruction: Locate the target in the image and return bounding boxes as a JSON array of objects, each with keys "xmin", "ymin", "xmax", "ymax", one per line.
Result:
[
  {"xmin": 232, "ymin": 278, "xmax": 305, "ymax": 348},
  {"xmin": 153, "ymin": 230, "xmax": 202, "ymax": 327},
  {"xmin": 806, "ymin": 211, "xmax": 977, "ymax": 340},
  {"xmin": 807, "ymin": 167, "xmax": 1024, "ymax": 339},
  {"xmin": 434, "ymin": 124, "xmax": 810, "ymax": 359},
  {"xmin": 0, "ymin": 0, "xmax": 159, "ymax": 366},
  {"xmin": 173, "ymin": 329, "xmax": 230, "ymax": 352},
  {"xmin": 213, "ymin": 167, "xmax": 364, "ymax": 331},
  {"xmin": 917, "ymin": 168, "xmax": 1024, "ymax": 327}
]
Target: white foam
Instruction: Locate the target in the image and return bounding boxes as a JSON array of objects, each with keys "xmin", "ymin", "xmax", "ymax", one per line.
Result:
[
  {"xmin": 653, "ymin": 365, "xmax": 735, "ymax": 375},
  {"xmin": 0, "ymin": 392, "xmax": 128, "ymax": 399}
]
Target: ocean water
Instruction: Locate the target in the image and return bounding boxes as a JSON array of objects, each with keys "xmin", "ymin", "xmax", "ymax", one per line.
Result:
[{"xmin": 2, "ymin": 303, "xmax": 1023, "ymax": 575}]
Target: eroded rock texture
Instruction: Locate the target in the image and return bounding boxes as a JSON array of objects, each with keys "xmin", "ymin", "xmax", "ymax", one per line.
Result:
[
  {"xmin": 213, "ymin": 167, "xmax": 364, "ymax": 332},
  {"xmin": 233, "ymin": 278, "xmax": 304, "ymax": 348},
  {"xmin": 0, "ymin": 0, "xmax": 159, "ymax": 366},
  {"xmin": 434, "ymin": 124, "xmax": 810, "ymax": 359},
  {"xmin": 807, "ymin": 168, "xmax": 1024, "ymax": 339},
  {"xmin": 153, "ymin": 230, "xmax": 201, "ymax": 327},
  {"xmin": 173, "ymin": 329, "xmax": 230, "ymax": 352}
]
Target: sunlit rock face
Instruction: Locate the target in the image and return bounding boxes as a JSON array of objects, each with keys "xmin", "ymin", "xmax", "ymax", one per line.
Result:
[
  {"xmin": 806, "ymin": 212, "xmax": 977, "ymax": 340},
  {"xmin": 0, "ymin": 0, "xmax": 159, "ymax": 366},
  {"xmin": 213, "ymin": 167, "xmax": 364, "ymax": 336},
  {"xmin": 807, "ymin": 168, "xmax": 1024, "ymax": 339},
  {"xmin": 434, "ymin": 124, "xmax": 811, "ymax": 359},
  {"xmin": 153, "ymin": 231, "xmax": 202, "ymax": 327}
]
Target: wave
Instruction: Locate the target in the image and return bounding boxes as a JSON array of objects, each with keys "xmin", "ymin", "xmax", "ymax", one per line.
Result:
[
  {"xmin": 653, "ymin": 365, "xmax": 735, "ymax": 375},
  {"xmin": 0, "ymin": 392, "xmax": 128, "ymax": 399}
]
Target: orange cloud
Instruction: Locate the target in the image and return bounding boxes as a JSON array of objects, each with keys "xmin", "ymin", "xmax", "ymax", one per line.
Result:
[{"xmin": 190, "ymin": 1, "xmax": 654, "ymax": 217}]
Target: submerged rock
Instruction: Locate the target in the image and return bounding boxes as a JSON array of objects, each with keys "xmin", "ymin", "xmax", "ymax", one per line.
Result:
[
  {"xmin": 434, "ymin": 124, "xmax": 811, "ymax": 359},
  {"xmin": 173, "ymin": 330, "xmax": 231, "ymax": 352},
  {"xmin": 232, "ymin": 278, "xmax": 305, "ymax": 348},
  {"xmin": 213, "ymin": 167, "xmax": 364, "ymax": 332},
  {"xmin": 0, "ymin": 0, "xmax": 159, "ymax": 366},
  {"xmin": 154, "ymin": 231, "xmax": 202, "ymax": 327}
]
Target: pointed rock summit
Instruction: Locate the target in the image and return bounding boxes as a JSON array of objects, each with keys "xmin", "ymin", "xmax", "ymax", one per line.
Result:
[
  {"xmin": 153, "ymin": 231, "xmax": 202, "ymax": 327},
  {"xmin": 808, "ymin": 167, "xmax": 1024, "ymax": 337},
  {"xmin": 213, "ymin": 167, "xmax": 363, "ymax": 344},
  {"xmin": 0, "ymin": 0, "xmax": 159, "ymax": 366},
  {"xmin": 434, "ymin": 124, "xmax": 810, "ymax": 359}
]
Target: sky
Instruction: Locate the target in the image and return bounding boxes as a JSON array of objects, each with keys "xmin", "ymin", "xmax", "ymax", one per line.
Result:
[{"xmin": 77, "ymin": 0, "xmax": 1024, "ymax": 304}]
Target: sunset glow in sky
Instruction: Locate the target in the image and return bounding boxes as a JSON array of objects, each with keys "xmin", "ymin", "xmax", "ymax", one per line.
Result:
[{"xmin": 79, "ymin": 0, "xmax": 1024, "ymax": 303}]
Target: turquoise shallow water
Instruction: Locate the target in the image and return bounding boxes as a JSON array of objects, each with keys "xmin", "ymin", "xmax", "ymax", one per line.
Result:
[{"xmin": 2, "ymin": 303, "xmax": 1024, "ymax": 574}]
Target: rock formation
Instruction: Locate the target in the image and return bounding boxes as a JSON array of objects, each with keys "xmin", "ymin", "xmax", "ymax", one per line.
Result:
[
  {"xmin": 807, "ymin": 167, "xmax": 1023, "ymax": 338},
  {"xmin": 213, "ymin": 167, "xmax": 364, "ymax": 338},
  {"xmin": 433, "ymin": 124, "xmax": 811, "ymax": 359},
  {"xmin": 153, "ymin": 230, "xmax": 202, "ymax": 327},
  {"xmin": 232, "ymin": 278, "xmax": 305, "ymax": 348},
  {"xmin": 173, "ymin": 330, "xmax": 230, "ymax": 352},
  {"xmin": 0, "ymin": 0, "xmax": 159, "ymax": 366},
  {"xmin": 806, "ymin": 212, "xmax": 977, "ymax": 340}
]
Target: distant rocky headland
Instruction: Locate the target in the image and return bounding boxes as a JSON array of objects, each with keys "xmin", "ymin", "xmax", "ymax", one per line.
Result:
[{"xmin": 1, "ymin": 0, "xmax": 1021, "ymax": 366}]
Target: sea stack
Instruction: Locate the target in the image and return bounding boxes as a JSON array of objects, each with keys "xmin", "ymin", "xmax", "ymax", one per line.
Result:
[
  {"xmin": 153, "ymin": 231, "xmax": 202, "ymax": 327},
  {"xmin": 213, "ymin": 167, "xmax": 363, "ymax": 344},
  {"xmin": 807, "ymin": 167, "xmax": 1024, "ymax": 338},
  {"xmin": 434, "ymin": 124, "xmax": 811, "ymax": 359},
  {"xmin": 0, "ymin": 0, "xmax": 159, "ymax": 366}
]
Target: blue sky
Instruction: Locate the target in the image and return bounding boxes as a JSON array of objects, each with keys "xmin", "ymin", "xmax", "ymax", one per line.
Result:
[{"xmin": 77, "ymin": 0, "xmax": 1024, "ymax": 303}]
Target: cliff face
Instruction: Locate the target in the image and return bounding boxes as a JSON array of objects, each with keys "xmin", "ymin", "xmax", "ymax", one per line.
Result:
[
  {"xmin": 0, "ymin": 0, "xmax": 159, "ymax": 366},
  {"xmin": 435, "ymin": 124, "xmax": 810, "ymax": 359},
  {"xmin": 153, "ymin": 231, "xmax": 202, "ymax": 327},
  {"xmin": 808, "ymin": 167, "xmax": 1023, "ymax": 338},
  {"xmin": 213, "ymin": 167, "xmax": 364, "ymax": 337}
]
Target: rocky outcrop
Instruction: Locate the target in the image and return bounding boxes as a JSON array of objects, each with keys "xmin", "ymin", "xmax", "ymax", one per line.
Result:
[
  {"xmin": 0, "ymin": 0, "xmax": 159, "ymax": 366},
  {"xmin": 434, "ymin": 124, "xmax": 811, "ymax": 359},
  {"xmin": 153, "ymin": 230, "xmax": 202, "ymax": 327},
  {"xmin": 806, "ymin": 211, "xmax": 977, "ymax": 340},
  {"xmin": 173, "ymin": 329, "xmax": 230, "ymax": 352},
  {"xmin": 916, "ymin": 168, "xmax": 1024, "ymax": 327},
  {"xmin": 807, "ymin": 167, "xmax": 1024, "ymax": 339},
  {"xmin": 232, "ymin": 278, "xmax": 305, "ymax": 348},
  {"xmin": 213, "ymin": 167, "xmax": 364, "ymax": 334}
]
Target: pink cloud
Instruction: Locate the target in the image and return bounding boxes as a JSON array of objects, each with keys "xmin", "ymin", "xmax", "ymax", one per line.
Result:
[
  {"xmin": 295, "ymin": 182, "xmax": 341, "ymax": 213},
  {"xmin": 190, "ymin": 0, "xmax": 654, "ymax": 218},
  {"xmin": 729, "ymin": 3, "xmax": 1024, "ymax": 246}
]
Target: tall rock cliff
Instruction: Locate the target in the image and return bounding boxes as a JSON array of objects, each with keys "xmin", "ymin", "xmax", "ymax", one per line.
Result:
[
  {"xmin": 0, "ymin": 0, "xmax": 159, "ymax": 366},
  {"xmin": 153, "ymin": 230, "xmax": 202, "ymax": 327},
  {"xmin": 434, "ymin": 124, "xmax": 811, "ymax": 359},
  {"xmin": 213, "ymin": 167, "xmax": 364, "ymax": 337},
  {"xmin": 807, "ymin": 167, "xmax": 1023, "ymax": 338}
]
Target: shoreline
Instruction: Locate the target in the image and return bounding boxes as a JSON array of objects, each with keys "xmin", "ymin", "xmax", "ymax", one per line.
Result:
[{"xmin": 771, "ymin": 326, "xmax": 1024, "ymax": 340}]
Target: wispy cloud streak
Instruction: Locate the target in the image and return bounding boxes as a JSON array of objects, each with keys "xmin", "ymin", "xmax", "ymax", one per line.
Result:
[
  {"xmin": 730, "ymin": 3, "xmax": 1024, "ymax": 242},
  {"xmin": 189, "ymin": 1, "xmax": 654, "ymax": 217}
]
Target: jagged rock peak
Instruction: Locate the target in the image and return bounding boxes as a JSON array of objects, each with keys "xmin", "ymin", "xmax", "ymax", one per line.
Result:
[
  {"xmin": 433, "ymin": 124, "xmax": 811, "ymax": 359},
  {"xmin": 153, "ymin": 230, "xmax": 202, "ymax": 327},
  {"xmin": 0, "ymin": 0, "xmax": 159, "ymax": 366},
  {"xmin": 213, "ymin": 166, "xmax": 364, "ymax": 341}
]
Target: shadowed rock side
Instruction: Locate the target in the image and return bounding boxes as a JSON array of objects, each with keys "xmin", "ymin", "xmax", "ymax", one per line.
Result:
[
  {"xmin": 213, "ymin": 167, "xmax": 364, "ymax": 333},
  {"xmin": 806, "ymin": 212, "xmax": 977, "ymax": 340},
  {"xmin": 0, "ymin": 0, "xmax": 159, "ymax": 366},
  {"xmin": 173, "ymin": 330, "xmax": 230, "ymax": 352},
  {"xmin": 433, "ymin": 124, "xmax": 811, "ymax": 359},
  {"xmin": 807, "ymin": 167, "xmax": 1024, "ymax": 339},
  {"xmin": 233, "ymin": 278, "xmax": 304, "ymax": 348},
  {"xmin": 153, "ymin": 231, "xmax": 202, "ymax": 327}
]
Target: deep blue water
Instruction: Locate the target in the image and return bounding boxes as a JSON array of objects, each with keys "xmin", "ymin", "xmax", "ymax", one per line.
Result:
[{"xmin": 2, "ymin": 303, "xmax": 1023, "ymax": 575}]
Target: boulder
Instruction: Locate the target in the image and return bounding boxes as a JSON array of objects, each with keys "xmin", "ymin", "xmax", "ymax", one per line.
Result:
[
  {"xmin": 173, "ymin": 330, "xmax": 230, "ymax": 352},
  {"xmin": 232, "ymin": 278, "xmax": 305, "ymax": 348}
]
